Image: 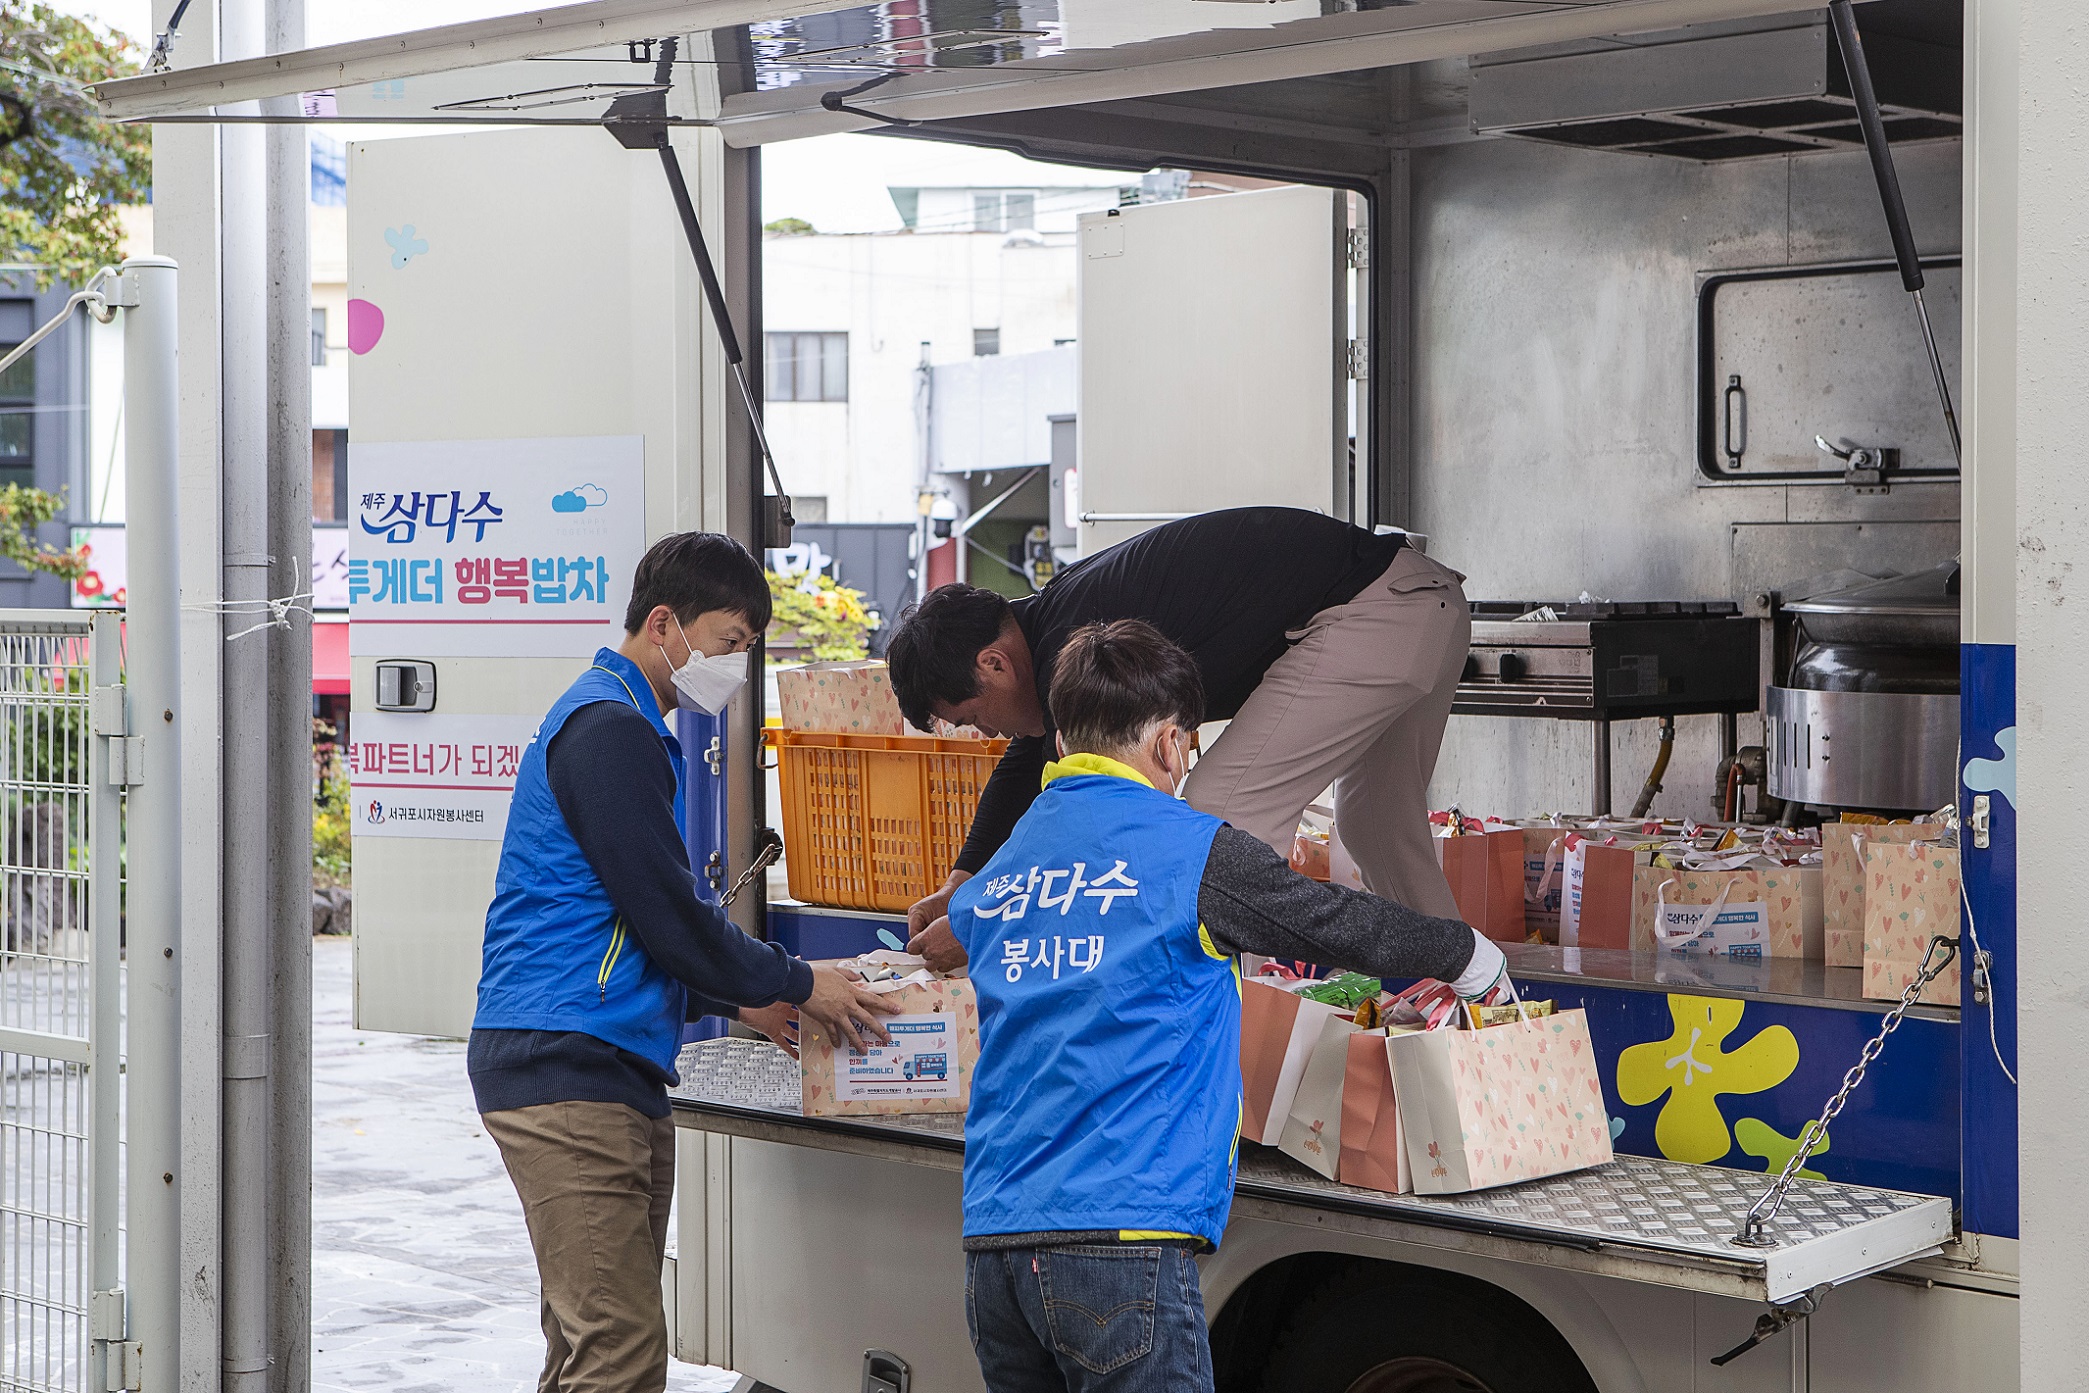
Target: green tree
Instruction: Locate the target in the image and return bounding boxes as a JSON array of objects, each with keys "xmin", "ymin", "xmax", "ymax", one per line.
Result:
[{"xmin": 0, "ymin": 1, "xmax": 151, "ymax": 289}]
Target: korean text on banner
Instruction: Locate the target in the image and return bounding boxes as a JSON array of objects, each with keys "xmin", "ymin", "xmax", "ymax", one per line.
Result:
[
  {"xmin": 348, "ymin": 436, "xmax": 645, "ymax": 658},
  {"xmin": 1387, "ymin": 1009, "xmax": 1613, "ymax": 1195},
  {"xmin": 348, "ymin": 710, "xmax": 540, "ymax": 842},
  {"xmin": 1277, "ymin": 1013, "xmax": 1360, "ymax": 1179}
]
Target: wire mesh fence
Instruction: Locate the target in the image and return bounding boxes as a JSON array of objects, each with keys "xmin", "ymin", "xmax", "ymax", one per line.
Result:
[{"xmin": 0, "ymin": 617, "xmax": 105, "ymax": 1393}]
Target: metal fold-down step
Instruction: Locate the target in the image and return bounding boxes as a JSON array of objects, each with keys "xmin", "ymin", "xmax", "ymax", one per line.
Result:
[{"xmin": 668, "ymin": 1039, "xmax": 1951, "ymax": 1306}]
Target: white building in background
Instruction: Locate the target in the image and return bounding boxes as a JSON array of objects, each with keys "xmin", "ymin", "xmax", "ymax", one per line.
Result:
[{"xmin": 760, "ymin": 171, "xmax": 1141, "ymax": 524}]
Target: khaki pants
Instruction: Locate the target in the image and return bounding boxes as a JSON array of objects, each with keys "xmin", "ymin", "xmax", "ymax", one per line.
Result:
[
  {"xmin": 484, "ymin": 1101, "xmax": 676, "ymax": 1393},
  {"xmin": 1185, "ymin": 546, "xmax": 1471, "ymax": 921}
]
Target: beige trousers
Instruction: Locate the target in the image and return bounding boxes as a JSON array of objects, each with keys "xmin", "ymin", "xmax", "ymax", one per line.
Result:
[
  {"xmin": 484, "ymin": 1100, "xmax": 677, "ymax": 1393},
  {"xmin": 1185, "ymin": 546, "xmax": 1471, "ymax": 920}
]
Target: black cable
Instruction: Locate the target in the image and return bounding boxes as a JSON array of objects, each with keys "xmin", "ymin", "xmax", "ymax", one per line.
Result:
[{"xmin": 819, "ymin": 73, "xmax": 920, "ymax": 128}]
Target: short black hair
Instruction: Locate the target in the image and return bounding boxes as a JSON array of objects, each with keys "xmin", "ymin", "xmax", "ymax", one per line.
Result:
[
  {"xmin": 623, "ymin": 532, "xmax": 771, "ymax": 634},
  {"xmin": 887, "ymin": 584, "xmax": 1012, "ymax": 731},
  {"xmin": 1048, "ymin": 619, "xmax": 1204, "ymax": 755}
]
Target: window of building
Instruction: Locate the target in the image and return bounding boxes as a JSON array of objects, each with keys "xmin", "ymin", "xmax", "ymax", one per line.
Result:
[
  {"xmin": 973, "ymin": 328, "xmax": 1001, "ymax": 357},
  {"xmin": 972, "ymin": 191, "xmax": 1038, "ymax": 233},
  {"xmin": 0, "ymin": 319, "xmax": 33, "ymax": 487},
  {"xmin": 764, "ymin": 332, "xmax": 848, "ymax": 403},
  {"xmin": 311, "ymin": 307, "xmax": 328, "ymax": 367}
]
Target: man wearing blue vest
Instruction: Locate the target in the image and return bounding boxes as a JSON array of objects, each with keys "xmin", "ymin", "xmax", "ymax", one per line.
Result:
[
  {"xmin": 469, "ymin": 531, "xmax": 895, "ymax": 1393},
  {"xmin": 950, "ymin": 620, "xmax": 1505, "ymax": 1393}
]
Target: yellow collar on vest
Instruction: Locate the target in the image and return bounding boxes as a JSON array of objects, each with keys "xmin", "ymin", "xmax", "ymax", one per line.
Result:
[{"xmin": 1041, "ymin": 752, "xmax": 1153, "ymax": 790}]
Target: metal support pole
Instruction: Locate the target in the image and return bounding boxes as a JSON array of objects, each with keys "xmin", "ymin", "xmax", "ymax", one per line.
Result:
[
  {"xmin": 120, "ymin": 255, "xmax": 184, "ymax": 1392},
  {"xmin": 217, "ymin": 33, "xmax": 273, "ymax": 1379},
  {"xmin": 88, "ymin": 609, "xmax": 122, "ymax": 1393},
  {"xmin": 262, "ymin": 30, "xmax": 312, "ymax": 1386},
  {"xmin": 1592, "ymin": 719, "xmax": 1613, "ymax": 817}
]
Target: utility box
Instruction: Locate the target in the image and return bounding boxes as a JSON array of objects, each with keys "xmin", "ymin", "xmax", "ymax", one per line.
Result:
[{"xmin": 346, "ymin": 126, "xmax": 730, "ymax": 1036}]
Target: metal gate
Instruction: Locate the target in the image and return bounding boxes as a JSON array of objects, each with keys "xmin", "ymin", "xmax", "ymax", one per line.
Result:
[{"xmin": 0, "ymin": 612, "xmax": 121, "ymax": 1393}]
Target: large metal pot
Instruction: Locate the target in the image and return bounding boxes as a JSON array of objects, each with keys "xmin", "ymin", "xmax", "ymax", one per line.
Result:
[{"xmin": 1767, "ymin": 561, "xmax": 1960, "ymax": 812}]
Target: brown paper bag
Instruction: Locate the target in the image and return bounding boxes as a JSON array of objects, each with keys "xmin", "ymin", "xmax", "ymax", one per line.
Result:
[
  {"xmin": 1277, "ymin": 1013, "xmax": 1360, "ymax": 1179},
  {"xmin": 1239, "ymin": 977, "xmax": 1353, "ymax": 1145},
  {"xmin": 1336, "ymin": 1030, "xmax": 1412, "ymax": 1195},
  {"xmin": 1862, "ymin": 841, "xmax": 1962, "ymax": 1006},
  {"xmin": 1521, "ymin": 828, "xmax": 1568, "ymax": 943},
  {"xmin": 1436, "ymin": 828, "xmax": 1528, "ymax": 943},
  {"xmin": 1387, "ymin": 1009, "xmax": 1613, "ymax": 1194},
  {"xmin": 1559, "ymin": 839, "xmax": 1648, "ymax": 950},
  {"xmin": 1824, "ymin": 823, "xmax": 1934, "ymax": 967}
]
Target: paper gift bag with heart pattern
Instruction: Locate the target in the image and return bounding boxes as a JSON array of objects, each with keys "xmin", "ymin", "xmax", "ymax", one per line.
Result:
[
  {"xmin": 800, "ymin": 963, "xmax": 980, "ymax": 1117},
  {"xmin": 1386, "ymin": 1008, "xmax": 1613, "ymax": 1194},
  {"xmin": 776, "ymin": 661, "xmax": 908, "ymax": 735},
  {"xmin": 1862, "ymin": 840, "xmax": 1962, "ymax": 1007},
  {"xmin": 1631, "ymin": 864, "xmax": 1822, "ymax": 958},
  {"xmin": 1823, "ymin": 823, "xmax": 1934, "ymax": 967}
]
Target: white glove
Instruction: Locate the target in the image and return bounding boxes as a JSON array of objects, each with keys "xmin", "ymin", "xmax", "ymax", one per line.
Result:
[{"xmin": 1451, "ymin": 929, "xmax": 1508, "ymax": 1001}]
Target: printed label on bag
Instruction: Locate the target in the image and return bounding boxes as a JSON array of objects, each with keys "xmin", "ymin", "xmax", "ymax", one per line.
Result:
[
  {"xmin": 835, "ymin": 1014, "xmax": 960, "ymax": 1101},
  {"xmin": 1658, "ymin": 903, "xmax": 1768, "ymax": 958}
]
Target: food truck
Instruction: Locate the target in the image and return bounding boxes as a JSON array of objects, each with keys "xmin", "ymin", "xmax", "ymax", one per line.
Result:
[{"xmin": 94, "ymin": 0, "xmax": 2052, "ymax": 1386}]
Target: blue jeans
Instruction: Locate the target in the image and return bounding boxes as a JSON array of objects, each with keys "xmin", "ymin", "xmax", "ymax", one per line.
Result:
[{"xmin": 965, "ymin": 1245, "xmax": 1214, "ymax": 1393}]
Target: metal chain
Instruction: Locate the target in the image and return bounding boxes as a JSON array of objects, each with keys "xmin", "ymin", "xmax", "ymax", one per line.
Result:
[
  {"xmin": 720, "ymin": 830, "xmax": 784, "ymax": 908},
  {"xmin": 1733, "ymin": 933, "xmax": 1959, "ymax": 1247}
]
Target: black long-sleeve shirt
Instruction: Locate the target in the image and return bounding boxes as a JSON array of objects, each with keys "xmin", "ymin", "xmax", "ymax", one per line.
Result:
[
  {"xmin": 468, "ymin": 699, "xmax": 812, "ymax": 1118},
  {"xmin": 953, "ymin": 509, "xmax": 1405, "ymax": 875}
]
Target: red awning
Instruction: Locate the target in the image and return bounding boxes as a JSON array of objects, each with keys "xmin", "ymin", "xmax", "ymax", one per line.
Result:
[{"xmin": 313, "ymin": 620, "xmax": 349, "ymax": 695}]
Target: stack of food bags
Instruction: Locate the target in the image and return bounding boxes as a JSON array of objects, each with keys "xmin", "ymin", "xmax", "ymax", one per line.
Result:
[{"xmin": 1262, "ymin": 974, "xmax": 1613, "ymax": 1196}]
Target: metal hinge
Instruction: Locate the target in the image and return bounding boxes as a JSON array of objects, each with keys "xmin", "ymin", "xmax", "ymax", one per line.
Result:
[
  {"xmin": 93, "ymin": 685, "xmax": 144, "ymax": 787},
  {"xmin": 95, "ymin": 1288, "xmax": 138, "ymax": 1392},
  {"xmin": 704, "ymin": 736, "xmax": 724, "ymax": 777},
  {"xmin": 1346, "ymin": 228, "xmax": 1368, "ymax": 270},
  {"xmin": 1346, "ymin": 339, "xmax": 1367, "ymax": 380}
]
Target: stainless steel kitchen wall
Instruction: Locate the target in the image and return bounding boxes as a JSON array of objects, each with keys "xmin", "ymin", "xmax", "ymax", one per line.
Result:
[{"xmin": 1410, "ymin": 136, "xmax": 1962, "ymax": 819}]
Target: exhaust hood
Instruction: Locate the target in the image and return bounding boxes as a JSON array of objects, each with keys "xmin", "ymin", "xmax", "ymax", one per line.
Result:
[{"xmin": 1469, "ymin": 10, "xmax": 1960, "ymax": 162}]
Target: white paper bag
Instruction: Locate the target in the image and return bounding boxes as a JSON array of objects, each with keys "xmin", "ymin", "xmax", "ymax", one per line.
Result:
[{"xmin": 1278, "ymin": 1014, "xmax": 1361, "ymax": 1179}]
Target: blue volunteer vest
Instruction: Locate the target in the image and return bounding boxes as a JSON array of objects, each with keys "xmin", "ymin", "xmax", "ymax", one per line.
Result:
[
  {"xmin": 950, "ymin": 755, "xmax": 1240, "ymax": 1249},
  {"xmin": 473, "ymin": 647, "xmax": 690, "ymax": 1074}
]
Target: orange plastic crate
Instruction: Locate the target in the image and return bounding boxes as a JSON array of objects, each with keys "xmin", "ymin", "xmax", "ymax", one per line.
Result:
[{"xmin": 767, "ymin": 728, "xmax": 1010, "ymax": 913}]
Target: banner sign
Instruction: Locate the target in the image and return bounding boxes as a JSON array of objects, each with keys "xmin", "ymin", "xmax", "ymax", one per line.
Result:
[
  {"xmin": 346, "ymin": 710, "xmax": 541, "ymax": 842},
  {"xmin": 347, "ymin": 435, "xmax": 644, "ymax": 657}
]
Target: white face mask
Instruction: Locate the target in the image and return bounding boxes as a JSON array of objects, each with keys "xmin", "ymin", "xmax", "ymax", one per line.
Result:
[{"xmin": 662, "ymin": 618, "xmax": 750, "ymax": 715}]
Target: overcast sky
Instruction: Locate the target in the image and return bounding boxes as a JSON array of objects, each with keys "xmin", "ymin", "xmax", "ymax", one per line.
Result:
[{"xmin": 59, "ymin": 0, "xmax": 1136, "ymax": 233}]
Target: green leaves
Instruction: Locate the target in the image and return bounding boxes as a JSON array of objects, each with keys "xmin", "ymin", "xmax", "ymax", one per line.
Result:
[
  {"xmin": 0, "ymin": 2, "xmax": 150, "ymax": 289},
  {"xmin": 0, "ymin": 482, "xmax": 86, "ymax": 578}
]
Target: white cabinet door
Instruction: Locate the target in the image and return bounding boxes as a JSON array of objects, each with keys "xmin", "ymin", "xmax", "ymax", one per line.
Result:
[{"xmin": 1076, "ymin": 184, "xmax": 1343, "ymax": 555}]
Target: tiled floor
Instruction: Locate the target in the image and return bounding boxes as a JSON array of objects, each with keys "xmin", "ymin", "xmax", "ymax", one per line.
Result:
[{"xmin": 312, "ymin": 936, "xmax": 738, "ymax": 1392}]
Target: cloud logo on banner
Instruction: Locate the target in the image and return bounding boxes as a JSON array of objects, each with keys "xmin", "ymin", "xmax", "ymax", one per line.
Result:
[{"xmin": 551, "ymin": 483, "xmax": 609, "ymax": 514}]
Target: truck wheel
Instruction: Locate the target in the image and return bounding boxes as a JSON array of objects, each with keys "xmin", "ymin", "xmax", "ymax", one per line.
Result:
[{"xmin": 1255, "ymin": 1263, "xmax": 1597, "ymax": 1393}]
